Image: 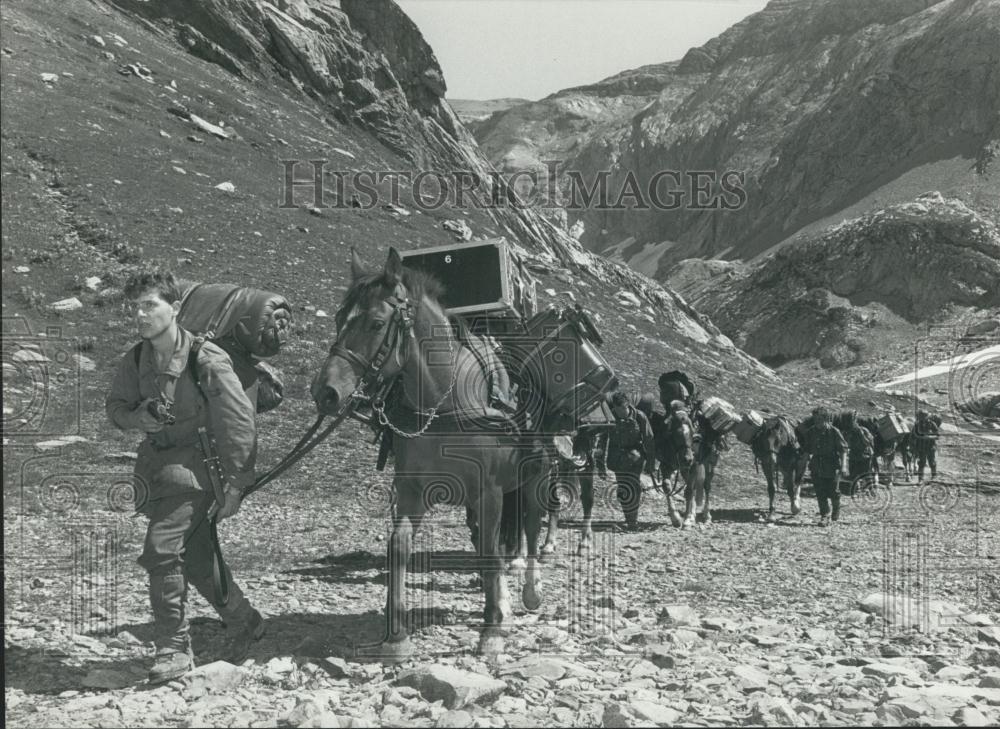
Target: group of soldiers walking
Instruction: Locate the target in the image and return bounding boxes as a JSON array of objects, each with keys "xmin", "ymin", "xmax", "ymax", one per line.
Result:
[
  {"xmin": 104, "ymin": 266, "xmax": 944, "ymax": 684},
  {"xmin": 556, "ymin": 374, "xmax": 943, "ymax": 530}
]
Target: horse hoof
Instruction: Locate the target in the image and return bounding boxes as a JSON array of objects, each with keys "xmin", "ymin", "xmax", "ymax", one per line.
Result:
[
  {"xmin": 681, "ymin": 518, "xmax": 694, "ymax": 530},
  {"xmin": 468, "ymin": 575, "xmax": 483, "ymax": 590},
  {"xmin": 766, "ymin": 512, "xmax": 777, "ymax": 524},
  {"xmin": 369, "ymin": 638, "xmax": 414, "ymax": 665},
  {"xmin": 522, "ymin": 585, "xmax": 542, "ymax": 612},
  {"xmin": 790, "ymin": 501, "xmax": 801, "ymax": 515},
  {"xmin": 497, "ymin": 597, "xmax": 513, "ymax": 621},
  {"xmin": 576, "ymin": 540, "xmax": 592, "ymax": 556},
  {"xmin": 670, "ymin": 516, "xmax": 682, "ymax": 528},
  {"xmin": 506, "ymin": 558, "xmax": 527, "ymax": 573},
  {"xmin": 477, "ymin": 633, "xmax": 505, "ymax": 657}
]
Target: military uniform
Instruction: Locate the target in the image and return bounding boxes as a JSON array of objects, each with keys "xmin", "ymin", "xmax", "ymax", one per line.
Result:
[
  {"xmin": 603, "ymin": 405, "xmax": 654, "ymax": 529},
  {"xmin": 843, "ymin": 422, "xmax": 875, "ymax": 485},
  {"xmin": 106, "ymin": 327, "xmax": 260, "ymax": 668},
  {"xmin": 913, "ymin": 415, "xmax": 940, "ymax": 480},
  {"xmin": 804, "ymin": 424, "xmax": 848, "ymax": 522}
]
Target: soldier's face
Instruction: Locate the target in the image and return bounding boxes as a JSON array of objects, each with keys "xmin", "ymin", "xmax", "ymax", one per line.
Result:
[{"xmin": 132, "ymin": 289, "xmax": 179, "ymax": 340}]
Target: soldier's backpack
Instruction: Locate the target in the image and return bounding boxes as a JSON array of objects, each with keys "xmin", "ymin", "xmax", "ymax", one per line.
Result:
[
  {"xmin": 658, "ymin": 370, "xmax": 696, "ymax": 405},
  {"xmin": 133, "ymin": 282, "xmax": 293, "ymax": 413}
]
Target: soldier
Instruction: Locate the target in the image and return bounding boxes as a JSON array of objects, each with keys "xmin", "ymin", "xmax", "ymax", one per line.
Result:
[
  {"xmin": 803, "ymin": 407, "xmax": 848, "ymax": 526},
  {"xmin": 658, "ymin": 372, "xmax": 692, "ymax": 411},
  {"xmin": 842, "ymin": 410, "xmax": 875, "ymax": 492},
  {"xmin": 106, "ymin": 270, "xmax": 263, "ymax": 683},
  {"xmin": 913, "ymin": 409, "xmax": 940, "ymax": 482},
  {"xmin": 601, "ymin": 391, "xmax": 655, "ymax": 531},
  {"xmin": 635, "ymin": 392, "xmax": 667, "ymax": 483}
]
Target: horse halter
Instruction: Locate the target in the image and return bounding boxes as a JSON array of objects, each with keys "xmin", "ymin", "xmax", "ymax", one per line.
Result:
[
  {"xmin": 329, "ymin": 284, "xmax": 416, "ymax": 402},
  {"xmin": 328, "ymin": 283, "xmax": 458, "ymax": 438}
]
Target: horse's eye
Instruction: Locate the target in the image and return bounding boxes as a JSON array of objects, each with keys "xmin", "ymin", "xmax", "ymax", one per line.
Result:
[{"xmin": 371, "ymin": 320, "xmax": 386, "ymax": 331}]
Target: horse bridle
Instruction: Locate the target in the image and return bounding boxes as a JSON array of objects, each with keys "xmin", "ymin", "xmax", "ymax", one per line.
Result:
[
  {"xmin": 328, "ymin": 284, "xmax": 458, "ymax": 439},
  {"xmin": 329, "ymin": 286, "xmax": 417, "ymax": 412}
]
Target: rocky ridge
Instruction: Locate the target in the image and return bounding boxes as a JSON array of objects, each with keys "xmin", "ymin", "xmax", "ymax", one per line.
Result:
[
  {"xmin": 469, "ymin": 0, "xmax": 1000, "ymax": 273},
  {"xmin": 665, "ymin": 193, "xmax": 1000, "ymax": 369}
]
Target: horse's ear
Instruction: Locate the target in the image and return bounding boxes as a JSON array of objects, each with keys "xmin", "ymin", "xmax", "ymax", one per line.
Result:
[
  {"xmin": 350, "ymin": 247, "xmax": 366, "ymax": 280},
  {"xmin": 384, "ymin": 247, "xmax": 403, "ymax": 286}
]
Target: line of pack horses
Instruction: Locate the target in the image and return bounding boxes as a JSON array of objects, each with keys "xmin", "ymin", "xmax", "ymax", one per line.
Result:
[{"xmin": 309, "ymin": 247, "xmax": 931, "ymax": 660}]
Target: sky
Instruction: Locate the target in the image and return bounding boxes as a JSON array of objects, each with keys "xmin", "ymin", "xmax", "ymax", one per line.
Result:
[{"xmin": 396, "ymin": 0, "xmax": 769, "ymax": 100}]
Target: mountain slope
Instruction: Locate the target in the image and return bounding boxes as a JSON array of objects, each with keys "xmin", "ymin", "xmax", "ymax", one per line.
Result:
[
  {"xmin": 666, "ymin": 193, "xmax": 1000, "ymax": 372},
  {"xmin": 1, "ymin": 0, "xmax": 788, "ymax": 448},
  {"xmin": 469, "ymin": 0, "xmax": 1000, "ymax": 276}
]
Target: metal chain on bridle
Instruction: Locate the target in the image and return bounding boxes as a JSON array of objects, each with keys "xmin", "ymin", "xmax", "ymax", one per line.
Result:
[{"xmin": 330, "ymin": 283, "xmax": 459, "ymax": 440}]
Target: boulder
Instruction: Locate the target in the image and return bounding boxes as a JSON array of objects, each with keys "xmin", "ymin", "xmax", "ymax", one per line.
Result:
[
  {"xmin": 397, "ymin": 665, "xmax": 506, "ymax": 710},
  {"xmin": 657, "ymin": 605, "xmax": 699, "ymax": 627},
  {"xmin": 748, "ymin": 695, "xmax": 799, "ymax": 726},
  {"xmin": 953, "ymin": 707, "xmax": 991, "ymax": 726},
  {"xmin": 50, "ymin": 297, "xmax": 83, "ymax": 312},
  {"xmin": 731, "ymin": 664, "xmax": 770, "ymax": 693},
  {"xmin": 628, "ymin": 700, "xmax": 681, "ymax": 726},
  {"xmin": 858, "ymin": 592, "xmax": 964, "ymax": 632},
  {"xmin": 434, "ymin": 709, "xmax": 474, "ymax": 728},
  {"xmin": 183, "ymin": 661, "xmax": 247, "ymax": 694}
]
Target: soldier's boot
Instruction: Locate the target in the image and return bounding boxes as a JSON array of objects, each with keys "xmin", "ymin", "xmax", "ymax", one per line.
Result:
[
  {"xmin": 190, "ymin": 574, "xmax": 265, "ymax": 664},
  {"xmin": 623, "ymin": 506, "xmax": 640, "ymax": 532},
  {"xmin": 830, "ymin": 494, "xmax": 842, "ymax": 523},
  {"xmin": 148, "ymin": 572, "xmax": 194, "ymax": 684},
  {"xmin": 816, "ymin": 496, "xmax": 830, "ymax": 526}
]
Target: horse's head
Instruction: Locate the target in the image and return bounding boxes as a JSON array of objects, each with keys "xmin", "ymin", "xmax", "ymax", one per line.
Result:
[{"xmin": 311, "ymin": 247, "xmax": 416, "ymax": 415}]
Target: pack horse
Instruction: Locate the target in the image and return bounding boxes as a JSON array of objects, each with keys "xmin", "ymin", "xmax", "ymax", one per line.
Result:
[{"xmin": 311, "ymin": 241, "xmax": 617, "ymax": 660}]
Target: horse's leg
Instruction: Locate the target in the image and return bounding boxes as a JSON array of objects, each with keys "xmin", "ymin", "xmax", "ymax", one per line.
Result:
[
  {"xmin": 681, "ymin": 468, "xmax": 696, "ymax": 529},
  {"xmin": 662, "ymin": 467, "xmax": 682, "ymax": 528},
  {"xmin": 881, "ymin": 454, "xmax": 894, "ymax": 487},
  {"xmin": 466, "ymin": 504, "xmax": 479, "ymax": 549},
  {"xmin": 794, "ymin": 451, "xmax": 809, "ymax": 486},
  {"xmin": 540, "ymin": 470, "xmax": 561, "ymax": 558},
  {"xmin": 501, "ymin": 489, "xmax": 527, "ymax": 573},
  {"xmin": 477, "ymin": 486, "xmax": 507, "ymax": 657},
  {"xmin": 763, "ymin": 460, "xmax": 778, "ymax": 522},
  {"xmin": 522, "ymin": 477, "xmax": 544, "ymax": 612},
  {"xmin": 380, "ymin": 490, "xmax": 425, "ymax": 663},
  {"xmin": 701, "ymin": 461, "xmax": 714, "ymax": 525},
  {"xmin": 466, "ymin": 506, "xmax": 483, "ymax": 590},
  {"xmin": 577, "ymin": 471, "xmax": 594, "ymax": 554},
  {"xmin": 783, "ymin": 464, "xmax": 800, "ymax": 515}
]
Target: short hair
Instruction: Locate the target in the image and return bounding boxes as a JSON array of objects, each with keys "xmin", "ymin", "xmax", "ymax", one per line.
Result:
[
  {"xmin": 814, "ymin": 406, "xmax": 831, "ymax": 423},
  {"xmin": 610, "ymin": 391, "xmax": 629, "ymax": 409},
  {"xmin": 636, "ymin": 393, "xmax": 656, "ymax": 416},
  {"xmin": 124, "ymin": 269, "xmax": 181, "ymax": 304},
  {"xmin": 917, "ymin": 409, "xmax": 928, "ymax": 419}
]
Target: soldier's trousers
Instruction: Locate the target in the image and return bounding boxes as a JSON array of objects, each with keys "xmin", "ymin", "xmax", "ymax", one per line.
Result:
[
  {"xmin": 612, "ymin": 467, "xmax": 643, "ymax": 527},
  {"xmin": 849, "ymin": 458, "xmax": 873, "ymax": 491},
  {"xmin": 812, "ymin": 476, "xmax": 841, "ymax": 519},
  {"xmin": 138, "ymin": 492, "xmax": 253, "ymax": 651},
  {"xmin": 917, "ymin": 444, "xmax": 937, "ymax": 478}
]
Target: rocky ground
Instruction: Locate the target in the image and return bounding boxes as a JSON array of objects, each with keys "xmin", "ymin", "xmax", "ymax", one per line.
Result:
[
  {"xmin": 3, "ymin": 1, "xmax": 1000, "ymax": 726},
  {"xmin": 6, "ymin": 425, "xmax": 1000, "ymax": 727}
]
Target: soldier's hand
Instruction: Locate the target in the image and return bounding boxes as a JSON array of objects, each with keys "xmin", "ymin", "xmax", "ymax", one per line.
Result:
[
  {"xmin": 132, "ymin": 399, "xmax": 164, "ymax": 433},
  {"xmin": 216, "ymin": 485, "xmax": 243, "ymax": 521}
]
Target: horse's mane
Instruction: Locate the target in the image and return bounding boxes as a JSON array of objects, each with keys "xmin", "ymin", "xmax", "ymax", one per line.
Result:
[
  {"xmin": 761, "ymin": 415, "xmax": 798, "ymax": 448},
  {"xmin": 336, "ymin": 267, "xmax": 445, "ymax": 332}
]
